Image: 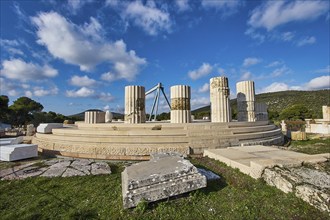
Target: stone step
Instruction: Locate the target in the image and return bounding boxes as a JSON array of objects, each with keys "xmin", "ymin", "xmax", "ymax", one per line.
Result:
[
  {"xmin": 52, "ymin": 128, "xmax": 187, "ymax": 136},
  {"xmin": 35, "ymin": 133, "xmax": 189, "ymax": 143}
]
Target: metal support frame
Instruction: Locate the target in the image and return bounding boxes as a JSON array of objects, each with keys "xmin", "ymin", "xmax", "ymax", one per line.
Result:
[{"xmin": 145, "ymin": 83, "xmax": 171, "ymax": 121}]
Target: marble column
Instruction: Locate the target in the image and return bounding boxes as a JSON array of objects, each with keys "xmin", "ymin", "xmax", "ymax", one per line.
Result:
[
  {"xmin": 236, "ymin": 81, "xmax": 256, "ymax": 122},
  {"xmin": 255, "ymin": 102, "xmax": 268, "ymax": 121},
  {"xmin": 210, "ymin": 76, "xmax": 231, "ymax": 122},
  {"xmin": 85, "ymin": 111, "xmax": 106, "ymax": 124},
  {"xmin": 125, "ymin": 85, "xmax": 146, "ymax": 124},
  {"xmin": 170, "ymin": 85, "xmax": 191, "ymax": 123},
  {"xmin": 322, "ymin": 106, "xmax": 330, "ymax": 121}
]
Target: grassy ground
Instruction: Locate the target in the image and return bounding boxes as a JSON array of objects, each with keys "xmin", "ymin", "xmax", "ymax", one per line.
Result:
[
  {"xmin": 0, "ymin": 157, "xmax": 328, "ymax": 220},
  {"xmin": 289, "ymin": 136, "xmax": 330, "ymax": 154}
]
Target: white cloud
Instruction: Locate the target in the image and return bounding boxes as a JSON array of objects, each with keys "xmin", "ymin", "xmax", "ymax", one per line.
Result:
[
  {"xmin": 266, "ymin": 61, "xmax": 282, "ymax": 68},
  {"xmin": 105, "ymin": 0, "xmax": 119, "ymax": 7},
  {"xmin": 101, "ymin": 72, "xmax": 117, "ymax": 82},
  {"xmin": 305, "ymin": 75, "xmax": 330, "ymax": 90},
  {"xmin": 244, "ymin": 28, "xmax": 265, "ymax": 43},
  {"xmin": 270, "ymin": 66, "xmax": 290, "ymax": 77},
  {"xmin": 198, "ymin": 83, "xmax": 209, "ymax": 93},
  {"xmin": 240, "ymin": 71, "xmax": 252, "ymax": 80},
  {"xmin": 242, "ymin": 57, "xmax": 261, "ymax": 67},
  {"xmin": 188, "ymin": 63, "xmax": 213, "ymax": 80},
  {"xmin": 25, "ymin": 91, "xmax": 33, "ymax": 98},
  {"xmin": 314, "ymin": 65, "xmax": 330, "ymax": 74},
  {"xmin": 69, "ymin": 75, "xmax": 97, "ymax": 87},
  {"xmin": 32, "ymin": 12, "xmax": 146, "ymax": 81},
  {"xmin": 122, "ymin": 1, "xmax": 172, "ymax": 36},
  {"xmin": 281, "ymin": 32, "xmax": 295, "ymax": 42},
  {"xmin": 201, "ymin": 0, "xmax": 243, "ymax": 14},
  {"xmin": 259, "ymin": 82, "xmax": 291, "ymax": 93},
  {"xmin": 297, "ymin": 36, "xmax": 316, "ymax": 47},
  {"xmin": 33, "ymin": 86, "xmax": 58, "ymax": 97},
  {"xmin": 175, "ymin": 0, "xmax": 190, "ymax": 12},
  {"xmin": 67, "ymin": 0, "xmax": 93, "ymax": 13},
  {"xmin": 103, "ymin": 105, "xmax": 110, "ymax": 111},
  {"xmin": 259, "ymin": 75, "xmax": 330, "ymax": 93},
  {"xmin": 191, "ymin": 96, "xmax": 209, "ymax": 110},
  {"xmin": 66, "ymin": 87, "xmax": 95, "ymax": 98},
  {"xmin": 1, "ymin": 58, "xmax": 58, "ymax": 81},
  {"xmin": 98, "ymin": 92, "xmax": 115, "ymax": 102},
  {"xmin": 248, "ymin": 1, "xmax": 329, "ymax": 30}
]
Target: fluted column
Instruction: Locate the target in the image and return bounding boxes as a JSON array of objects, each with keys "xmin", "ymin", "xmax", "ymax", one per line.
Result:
[
  {"xmin": 84, "ymin": 111, "xmax": 105, "ymax": 124},
  {"xmin": 255, "ymin": 103, "xmax": 268, "ymax": 121},
  {"xmin": 125, "ymin": 86, "xmax": 146, "ymax": 124},
  {"xmin": 210, "ymin": 76, "xmax": 231, "ymax": 122},
  {"xmin": 236, "ymin": 81, "xmax": 256, "ymax": 122},
  {"xmin": 170, "ymin": 85, "xmax": 191, "ymax": 123},
  {"xmin": 322, "ymin": 106, "xmax": 330, "ymax": 121}
]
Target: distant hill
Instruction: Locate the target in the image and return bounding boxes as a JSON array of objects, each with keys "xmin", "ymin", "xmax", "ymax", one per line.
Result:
[
  {"xmin": 192, "ymin": 90, "xmax": 330, "ymax": 119},
  {"xmin": 68, "ymin": 109, "xmax": 124, "ymax": 120}
]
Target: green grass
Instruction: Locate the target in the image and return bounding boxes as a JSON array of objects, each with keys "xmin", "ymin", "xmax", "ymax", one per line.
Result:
[
  {"xmin": 289, "ymin": 137, "xmax": 330, "ymax": 154},
  {"xmin": 1, "ymin": 158, "xmax": 328, "ymax": 220}
]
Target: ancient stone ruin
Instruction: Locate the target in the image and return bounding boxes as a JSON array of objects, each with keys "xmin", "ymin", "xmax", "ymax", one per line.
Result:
[{"xmin": 121, "ymin": 153, "xmax": 207, "ymax": 208}]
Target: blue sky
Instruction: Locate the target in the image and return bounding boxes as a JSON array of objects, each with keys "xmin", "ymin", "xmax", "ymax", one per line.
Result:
[{"xmin": 1, "ymin": 0, "xmax": 329, "ymax": 115}]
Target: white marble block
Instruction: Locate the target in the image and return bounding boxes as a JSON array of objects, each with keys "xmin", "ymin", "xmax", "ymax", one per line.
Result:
[
  {"xmin": 84, "ymin": 111, "xmax": 106, "ymax": 124},
  {"xmin": 0, "ymin": 144, "xmax": 38, "ymax": 161},
  {"xmin": 236, "ymin": 81, "xmax": 256, "ymax": 122},
  {"xmin": 0, "ymin": 136, "xmax": 24, "ymax": 146},
  {"xmin": 124, "ymin": 86, "xmax": 146, "ymax": 124},
  {"xmin": 37, "ymin": 123, "xmax": 63, "ymax": 134},
  {"xmin": 171, "ymin": 85, "xmax": 191, "ymax": 123},
  {"xmin": 210, "ymin": 76, "xmax": 231, "ymax": 122}
]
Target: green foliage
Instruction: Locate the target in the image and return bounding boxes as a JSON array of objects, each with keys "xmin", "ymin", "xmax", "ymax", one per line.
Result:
[
  {"xmin": 8, "ymin": 96, "xmax": 43, "ymax": 126},
  {"xmin": 157, "ymin": 112, "xmax": 170, "ymax": 121},
  {"xmin": 289, "ymin": 137, "xmax": 330, "ymax": 154},
  {"xmin": 0, "ymin": 95, "xmax": 10, "ymax": 122},
  {"xmin": 192, "ymin": 90, "xmax": 330, "ymax": 120},
  {"xmin": 0, "ymin": 158, "xmax": 328, "ymax": 219},
  {"xmin": 279, "ymin": 104, "xmax": 312, "ymax": 121}
]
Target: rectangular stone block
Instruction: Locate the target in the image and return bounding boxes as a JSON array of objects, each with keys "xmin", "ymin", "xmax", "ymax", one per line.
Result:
[
  {"xmin": 37, "ymin": 123, "xmax": 63, "ymax": 134},
  {"xmin": 0, "ymin": 144, "xmax": 38, "ymax": 161},
  {"xmin": 122, "ymin": 154, "xmax": 207, "ymax": 208},
  {"xmin": 0, "ymin": 136, "xmax": 24, "ymax": 146}
]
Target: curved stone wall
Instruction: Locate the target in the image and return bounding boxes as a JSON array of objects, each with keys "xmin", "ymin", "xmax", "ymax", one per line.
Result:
[{"xmin": 33, "ymin": 121, "xmax": 284, "ymax": 160}]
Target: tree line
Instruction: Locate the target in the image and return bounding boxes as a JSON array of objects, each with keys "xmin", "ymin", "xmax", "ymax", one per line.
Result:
[{"xmin": 0, "ymin": 95, "xmax": 79, "ymax": 127}]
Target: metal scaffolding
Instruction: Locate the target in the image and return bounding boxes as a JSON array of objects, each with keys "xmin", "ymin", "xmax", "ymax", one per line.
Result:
[{"xmin": 145, "ymin": 83, "xmax": 171, "ymax": 121}]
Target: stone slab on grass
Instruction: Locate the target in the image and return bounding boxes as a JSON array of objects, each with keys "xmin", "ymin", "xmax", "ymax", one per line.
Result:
[
  {"xmin": 0, "ymin": 144, "xmax": 38, "ymax": 161},
  {"xmin": 122, "ymin": 153, "xmax": 207, "ymax": 209},
  {"xmin": 204, "ymin": 145, "xmax": 329, "ymax": 179}
]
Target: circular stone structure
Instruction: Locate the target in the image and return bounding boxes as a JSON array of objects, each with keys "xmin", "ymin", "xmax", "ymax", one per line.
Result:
[{"xmin": 33, "ymin": 121, "xmax": 284, "ymax": 160}]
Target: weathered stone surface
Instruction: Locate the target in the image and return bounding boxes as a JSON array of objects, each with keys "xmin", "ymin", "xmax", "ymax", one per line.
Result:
[
  {"xmin": 0, "ymin": 136, "xmax": 24, "ymax": 146},
  {"xmin": 124, "ymin": 86, "xmax": 146, "ymax": 124},
  {"xmin": 210, "ymin": 77, "xmax": 231, "ymax": 123},
  {"xmin": 91, "ymin": 162, "xmax": 111, "ymax": 175},
  {"xmin": 62, "ymin": 167, "xmax": 85, "ymax": 177},
  {"xmin": 262, "ymin": 166, "xmax": 330, "ymax": 213},
  {"xmin": 122, "ymin": 153, "xmax": 206, "ymax": 208},
  {"xmin": 41, "ymin": 160, "xmax": 71, "ymax": 177},
  {"xmin": 170, "ymin": 85, "xmax": 191, "ymax": 123}
]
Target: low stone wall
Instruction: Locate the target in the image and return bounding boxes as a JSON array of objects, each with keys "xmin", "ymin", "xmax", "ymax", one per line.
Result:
[{"xmin": 262, "ymin": 164, "xmax": 330, "ymax": 213}]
